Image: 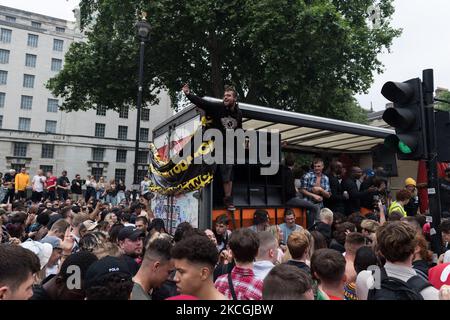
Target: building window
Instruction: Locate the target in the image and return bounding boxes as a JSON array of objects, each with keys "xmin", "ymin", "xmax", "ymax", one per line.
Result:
[
  {"xmin": 96, "ymin": 106, "xmax": 106, "ymax": 116},
  {"xmin": 25, "ymin": 54, "xmax": 37, "ymax": 67},
  {"xmin": 95, "ymin": 123, "xmax": 105, "ymax": 137},
  {"xmin": 23, "ymin": 74, "xmax": 35, "ymax": 88},
  {"xmin": 0, "ymin": 70, "xmax": 7, "ymax": 85},
  {"xmin": 118, "ymin": 107, "xmax": 128, "ymax": 119},
  {"xmin": 92, "ymin": 148, "xmax": 105, "ymax": 161},
  {"xmin": 18, "ymin": 117, "xmax": 31, "ymax": 131},
  {"xmin": 40, "ymin": 165, "xmax": 53, "ymax": 173},
  {"xmin": 53, "ymin": 39, "xmax": 63, "ymax": 52},
  {"xmin": 140, "ymin": 128, "xmax": 149, "ymax": 142},
  {"xmin": 115, "ymin": 169, "xmax": 126, "ymax": 183},
  {"xmin": 13, "ymin": 142, "xmax": 27, "ymax": 157},
  {"xmin": 137, "ymin": 170, "xmax": 148, "ymax": 182},
  {"xmin": 118, "ymin": 126, "xmax": 128, "ymax": 140},
  {"xmin": 0, "ymin": 49, "xmax": 9, "ymax": 64},
  {"xmin": 51, "ymin": 58, "xmax": 62, "ymax": 72},
  {"xmin": 0, "ymin": 115, "xmax": 2, "ymax": 128},
  {"xmin": 141, "ymin": 108, "xmax": 150, "ymax": 121},
  {"xmin": 116, "ymin": 149, "xmax": 127, "ymax": 163},
  {"xmin": 20, "ymin": 95, "xmax": 33, "ymax": 110},
  {"xmin": 45, "ymin": 120, "xmax": 57, "ymax": 133},
  {"xmin": 91, "ymin": 168, "xmax": 103, "ymax": 181},
  {"xmin": 5, "ymin": 16, "xmax": 16, "ymax": 23},
  {"xmin": 27, "ymin": 34, "xmax": 39, "ymax": 47},
  {"xmin": 0, "ymin": 28, "xmax": 12, "ymax": 43},
  {"xmin": 0, "ymin": 92, "xmax": 5, "ymax": 107},
  {"xmin": 56, "ymin": 27, "xmax": 65, "ymax": 33},
  {"xmin": 41, "ymin": 144, "xmax": 54, "ymax": 158},
  {"xmin": 138, "ymin": 151, "xmax": 149, "ymax": 164},
  {"xmin": 31, "ymin": 21, "xmax": 42, "ymax": 28},
  {"xmin": 47, "ymin": 99, "xmax": 59, "ymax": 112}
]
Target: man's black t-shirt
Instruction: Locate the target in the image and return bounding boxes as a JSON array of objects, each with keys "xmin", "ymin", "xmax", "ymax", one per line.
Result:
[
  {"xmin": 439, "ymin": 179, "xmax": 450, "ymax": 211},
  {"xmin": 2, "ymin": 173, "xmax": 15, "ymax": 188},
  {"xmin": 286, "ymin": 260, "xmax": 311, "ymax": 275},
  {"xmin": 57, "ymin": 176, "xmax": 70, "ymax": 188},
  {"xmin": 71, "ymin": 179, "xmax": 82, "ymax": 194},
  {"xmin": 185, "ymin": 93, "xmax": 243, "ymax": 132}
]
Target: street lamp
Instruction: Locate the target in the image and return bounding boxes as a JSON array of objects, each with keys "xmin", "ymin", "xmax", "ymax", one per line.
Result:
[{"xmin": 132, "ymin": 17, "xmax": 151, "ymax": 201}]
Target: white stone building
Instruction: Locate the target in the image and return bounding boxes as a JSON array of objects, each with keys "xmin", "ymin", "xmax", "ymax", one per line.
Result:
[{"xmin": 0, "ymin": 5, "xmax": 173, "ymax": 187}]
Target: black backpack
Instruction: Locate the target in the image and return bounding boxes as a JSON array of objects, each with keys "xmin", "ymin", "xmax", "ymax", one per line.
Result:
[{"xmin": 367, "ymin": 268, "xmax": 432, "ymax": 300}]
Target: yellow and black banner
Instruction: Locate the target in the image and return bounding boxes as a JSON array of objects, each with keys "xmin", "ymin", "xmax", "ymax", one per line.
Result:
[{"xmin": 148, "ymin": 118, "xmax": 216, "ymax": 195}]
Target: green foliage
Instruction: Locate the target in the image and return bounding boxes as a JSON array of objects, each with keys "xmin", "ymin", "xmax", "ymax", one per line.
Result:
[
  {"xmin": 435, "ymin": 89, "xmax": 450, "ymax": 112},
  {"xmin": 48, "ymin": 0, "xmax": 400, "ymax": 123}
]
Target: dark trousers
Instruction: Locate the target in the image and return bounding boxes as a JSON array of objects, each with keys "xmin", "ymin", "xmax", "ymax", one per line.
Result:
[
  {"xmin": 1, "ymin": 189, "xmax": 15, "ymax": 204},
  {"xmin": 16, "ymin": 190, "xmax": 27, "ymax": 200},
  {"xmin": 32, "ymin": 191, "xmax": 44, "ymax": 203},
  {"xmin": 45, "ymin": 190, "xmax": 56, "ymax": 202},
  {"xmin": 58, "ymin": 190, "xmax": 68, "ymax": 201},
  {"xmin": 85, "ymin": 187, "xmax": 96, "ymax": 203},
  {"xmin": 286, "ymin": 197, "xmax": 320, "ymax": 229}
]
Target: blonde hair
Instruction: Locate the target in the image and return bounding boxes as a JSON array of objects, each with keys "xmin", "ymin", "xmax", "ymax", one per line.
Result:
[
  {"xmin": 361, "ymin": 219, "xmax": 380, "ymax": 233},
  {"xmin": 93, "ymin": 242, "xmax": 121, "ymax": 259},
  {"xmin": 320, "ymin": 208, "xmax": 334, "ymax": 223}
]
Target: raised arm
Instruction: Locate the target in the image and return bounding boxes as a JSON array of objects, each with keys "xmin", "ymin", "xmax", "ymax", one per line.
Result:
[{"xmin": 182, "ymin": 84, "xmax": 223, "ymax": 112}]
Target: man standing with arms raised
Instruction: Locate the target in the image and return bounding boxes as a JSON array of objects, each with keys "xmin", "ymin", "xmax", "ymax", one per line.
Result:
[{"xmin": 182, "ymin": 84, "xmax": 242, "ymax": 211}]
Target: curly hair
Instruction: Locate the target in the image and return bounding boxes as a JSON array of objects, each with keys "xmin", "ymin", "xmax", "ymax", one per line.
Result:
[
  {"xmin": 171, "ymin": 235, "xmax": 218, "ymax": 269},
  {"xmin": 85, "ymin": 273, "xmax": 133, "ymax": 300},
  {"xmin": 333, "ymin": 222, "xmax": 356, "ymax": 245}
]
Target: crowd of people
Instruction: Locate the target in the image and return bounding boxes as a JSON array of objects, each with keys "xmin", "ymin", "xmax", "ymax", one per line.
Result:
[
  {"xmin": 1, "ymin": 159, "xmax": 450, "ymax": 300},
  {"xmin": 0, "ymin": 169, "xmax": 153, "ymax": 206}
]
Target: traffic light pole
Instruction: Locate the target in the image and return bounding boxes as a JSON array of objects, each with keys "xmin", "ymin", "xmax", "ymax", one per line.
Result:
[{"xmin": 422, "ymin": 69, "xmax": 443, "ymax": 256}]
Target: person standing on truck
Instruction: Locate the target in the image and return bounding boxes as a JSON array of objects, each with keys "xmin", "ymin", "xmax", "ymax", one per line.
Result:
[{"xmin": 182, "ymin": 84, "xmax": 243, "ymax": 211}]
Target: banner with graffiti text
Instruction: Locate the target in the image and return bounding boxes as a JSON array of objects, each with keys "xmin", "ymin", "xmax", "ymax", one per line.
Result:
[{"xmin": 148, "ymin": 117, "xmax": 216, "ymax": 195}]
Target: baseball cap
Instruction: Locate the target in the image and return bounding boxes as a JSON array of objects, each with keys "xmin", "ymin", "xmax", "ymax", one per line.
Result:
[
  {"xmin": 405, "ymin": 178, "xmax": 417, "ymax": 187},
  {"xmin": 40, "ymin": 235, "xmax": 62, "ymax": 249},
  {"xmin": 20, "ymin": 239, "xmax": 53, "ymax": 269},
  {"xmin": 253, "ymin": 209, "xmax": 269, "ymax": 225},
  {"xmin": 117, "ymin": 226, "xmax": 145, "ymax": 241},
  {"xmin": 85, "ymin": 256, "xmax": 131, "ymax": 288},
  {"xmin": 428, "ymin": 263, "xmax": 450, "ymax": 289}
]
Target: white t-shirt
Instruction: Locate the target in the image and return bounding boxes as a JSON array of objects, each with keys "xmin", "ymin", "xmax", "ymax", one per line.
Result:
[
  {"xmin": 32, "ymin": 175, "xmax": 46, "ymax": 192},
  {"xmin": 141, "ymin": 180, "xmax": 150, "ymax": 195}
]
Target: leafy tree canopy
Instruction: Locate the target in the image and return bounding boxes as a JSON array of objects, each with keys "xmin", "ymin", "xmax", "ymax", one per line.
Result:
[
  {"xmin": 47, "ymin": 0, "xmax": 400, "ymax": 123},
  {"xmin": 435, "ymin": 89, "xmax": 450, "ymax": 112}
]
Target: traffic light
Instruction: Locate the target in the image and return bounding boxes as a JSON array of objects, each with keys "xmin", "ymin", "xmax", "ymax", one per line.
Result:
[
  {"xmin": 435, "ymin": 109, "xmax": 450, "ymax": 162},
  {"xmin": 381, "ymin": 78, "xmax": 427, "ymax": 160}
]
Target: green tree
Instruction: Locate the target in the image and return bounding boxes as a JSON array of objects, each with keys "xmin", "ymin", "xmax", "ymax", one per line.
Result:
[
  {"xmin": 47, "ymin": 0, "xmax": 400, "ymax": 123},
  {"xmin": 435, "ymin": 89, "xmax": 450, "ymax": 112}
]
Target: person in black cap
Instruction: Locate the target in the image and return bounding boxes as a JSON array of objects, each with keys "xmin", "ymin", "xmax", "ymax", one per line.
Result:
[
  {"xmin": 248, "ymin": 209, "xmax": 281, "ymax": 243},
  {"xmin": 117, "ymin": 226, "xmax": 145, "ymax": 275},
  {"xmin": 85, "ymin": 256, "xmax": 133, "ymax": 300}
]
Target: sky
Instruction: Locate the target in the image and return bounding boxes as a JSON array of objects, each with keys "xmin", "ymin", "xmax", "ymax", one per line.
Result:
[{"xmin": 1, "ymin": 0, "xmax": 449, "ymax": 112}]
